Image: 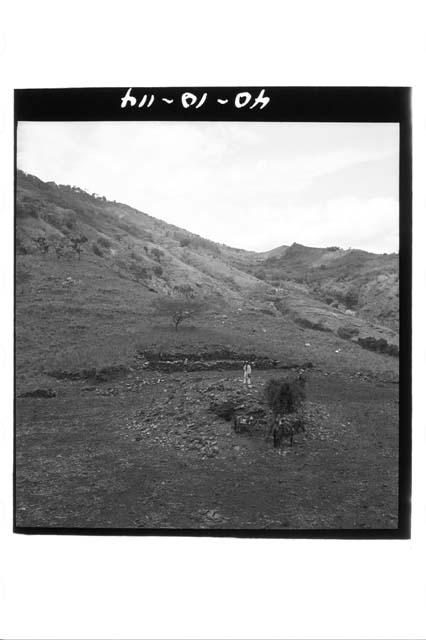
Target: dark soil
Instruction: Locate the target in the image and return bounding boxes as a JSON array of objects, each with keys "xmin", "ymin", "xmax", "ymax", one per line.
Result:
[{"xmin": 15, "ymin": 369, "xmax": 398, "ymax": 530}]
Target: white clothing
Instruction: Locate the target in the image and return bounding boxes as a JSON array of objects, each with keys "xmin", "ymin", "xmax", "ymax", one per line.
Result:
[{"xmin": 243, "ymin": 364, "xmax": 252, "ymax": 386}]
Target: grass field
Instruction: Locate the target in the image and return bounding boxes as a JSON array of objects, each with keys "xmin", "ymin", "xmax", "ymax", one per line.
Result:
[{"xmin": 14, "ymin": 252, "xmax": 400, "ymax": 532}]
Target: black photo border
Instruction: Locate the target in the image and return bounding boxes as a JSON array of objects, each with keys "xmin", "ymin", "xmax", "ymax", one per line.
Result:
[{"xmin": 13, "ymin": 86, "xmax": 412, "ymax": 539}]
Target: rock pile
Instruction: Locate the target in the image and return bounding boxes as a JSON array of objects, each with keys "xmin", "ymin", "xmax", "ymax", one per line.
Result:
[{"xmin": 135, "ymin": 345, "xmax": 312, "ymax": 373}]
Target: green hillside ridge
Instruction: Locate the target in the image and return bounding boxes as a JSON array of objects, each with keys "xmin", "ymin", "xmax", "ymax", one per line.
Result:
[
  {"xmin": 235, "ymin": 242, "xmax": 399, "ymax": 331},
  {"xmin": 15, "ymin": 170, "xmax": 399, "ymax": 393}
]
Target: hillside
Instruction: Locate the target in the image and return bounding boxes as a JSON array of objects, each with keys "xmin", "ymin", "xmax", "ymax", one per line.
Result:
[
  {"xmin": 15, "ymin": 170, "xmax": 400, "ymax": 531},
  {"xmin": 15, "ymin": 170, "xmax": 399, "ymax": 392},
  {"xmin": 232, "ymin": 242, "xmax": 399, "ymax": 331}
]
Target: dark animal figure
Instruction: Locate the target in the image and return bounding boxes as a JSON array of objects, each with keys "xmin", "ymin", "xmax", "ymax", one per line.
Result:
[{"xmin": 270, "ymin": 416, "xmax": 305, "ymax": 448}]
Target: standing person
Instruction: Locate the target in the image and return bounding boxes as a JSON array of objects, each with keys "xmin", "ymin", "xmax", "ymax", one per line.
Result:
[{"xmin": 243, "ymin": 361, "xmax": 252, "ymax": 387}]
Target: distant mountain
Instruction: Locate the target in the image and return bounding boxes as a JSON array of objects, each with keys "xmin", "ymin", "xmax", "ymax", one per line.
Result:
[{"xmin": 232, "ymin": 242, "xmax": 399, "ymax": 331}]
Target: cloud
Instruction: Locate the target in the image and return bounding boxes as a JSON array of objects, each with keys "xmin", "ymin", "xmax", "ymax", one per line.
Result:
[{"xmin": 17, "ymin": 121, "xmax": 399, "ymax": 253}]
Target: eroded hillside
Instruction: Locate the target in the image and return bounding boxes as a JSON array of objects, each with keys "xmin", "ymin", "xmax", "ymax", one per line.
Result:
[{"xmin": 233, "ymin": 242, "xmax": 399, "ymax": 331}]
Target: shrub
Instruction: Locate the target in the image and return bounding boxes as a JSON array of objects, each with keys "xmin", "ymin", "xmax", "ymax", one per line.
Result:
[
  {"xmin": 128, "ymin": 261, "xmax": 148, "ymax": 281},
  {"xmin": 192, "ymin": 236, "xmax": 221, "ymax": 255},
  {"xmin": 92, "ymin": 242, "xmax": 103, "ymax": 257},
  {"xmin": 129, "ymin": 250, "xmax": 144, "ymax": 262},
  {"xmin": 209, "ymin": 400, "xmax": 235, "ymax": 421},
  {"xmin": 98, "ymin": 236, "xmax": 112, "ymax": 249},
  {"xmin": 387, "ymin": 344, "xmax": 399, "ymax": 357},
  {"xmin": 116, "ymin": 220, "xmax": 138, "ymax": 235},
  {"xmin": 153, "ymin": 265, "xmax": 163, "ymax": 276},
  {"xmin": 63, "ymin": 211, "xmax": 77, "ymax": 229},
  {"xmin": 151, "ymin": 247, "xmax": 163, "ymax": 261},
  {"xmin": 41, "ymin": 211, "xmax": 65, "ymax": 232},
  {"xmin": 256, "ymin": 269, "xmax": 267, "ymax": 280},
  {"xmin": 173, "ymin": 284, "xmax": 194, "ymax": 298},
  {"xmin": 345, "ymin": 287, "xmax": 359, "ymax": 309},
  {"xmin": 337, "ymin": 326, "xmax": 359, "ymax": 339},
  {"xmin": 34, "ymin": 236, "xmax": 50, "ymax": 255},
  {"xmin": 264, "ymin": 376, "xmax": 306, "ymax": 416}
]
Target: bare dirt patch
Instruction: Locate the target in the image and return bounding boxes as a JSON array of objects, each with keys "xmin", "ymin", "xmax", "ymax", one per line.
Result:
[{"xmin": 15, "ymin": 369, "xmax": 398, "ymax": 530}]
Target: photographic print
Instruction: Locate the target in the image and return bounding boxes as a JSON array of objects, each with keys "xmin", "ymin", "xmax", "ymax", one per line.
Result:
[{"xmin": 14, "ymin": 88, "xmax": 411, "ymax": 536}]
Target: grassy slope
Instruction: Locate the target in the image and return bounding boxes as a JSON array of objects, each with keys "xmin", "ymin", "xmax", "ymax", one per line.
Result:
[
  {"xmin": 233, "ymin": 242, "xmax": 399, "ymax": 331},
  {"xmin": 16, "ymin": 171, "xmax": 398, "ymax": 385}
]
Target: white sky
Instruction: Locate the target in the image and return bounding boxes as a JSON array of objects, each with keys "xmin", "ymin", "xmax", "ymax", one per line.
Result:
[{"xmin": 17, "ymin": 121, "xmax": 399, "ymax": 253}]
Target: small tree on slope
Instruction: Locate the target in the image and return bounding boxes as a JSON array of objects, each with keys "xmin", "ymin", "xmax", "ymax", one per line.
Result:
[{"xmin": 151, "ymin": 295, "xmax": 204, "ymax": 331}]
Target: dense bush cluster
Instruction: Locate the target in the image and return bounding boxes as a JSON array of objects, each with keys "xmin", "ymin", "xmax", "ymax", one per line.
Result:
[
  {"xmin": 343, "ymin": 286, "xmax": 359, "ymax": 309},
  {"xmin": 337, "ymin": 326, "xmax": 359, "ymax": 339},
  {"xmin": 264, "ymin": 375, "xmax": 306, "ymax": 416},
  {"xmin": 150, "ymin": 247, "xmax": 163, "ymax": 262},
  {"xmin": 178, "ymin": 235, "xmax": 191, "ymax": 247}
]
